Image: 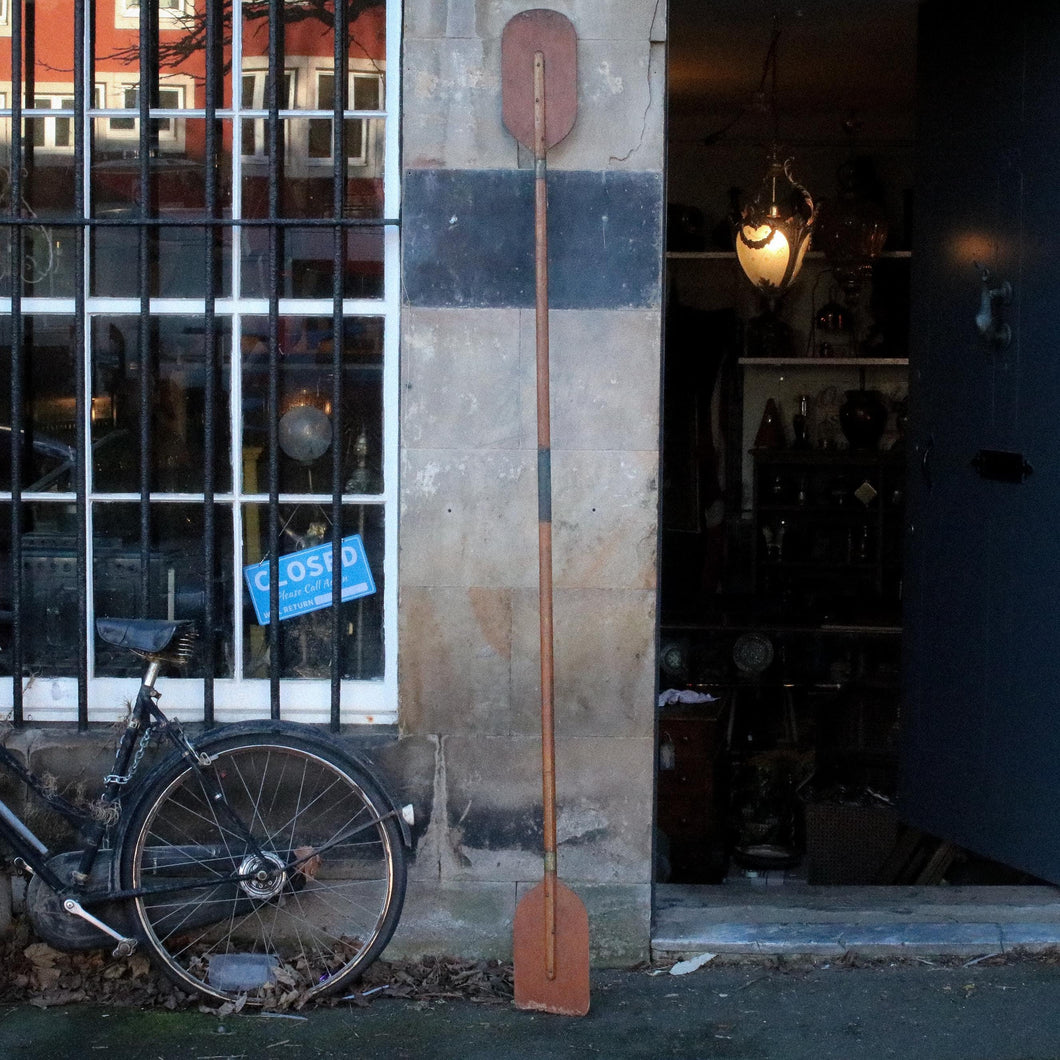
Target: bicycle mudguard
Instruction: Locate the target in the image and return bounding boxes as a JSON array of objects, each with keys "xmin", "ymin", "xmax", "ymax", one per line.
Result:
[{"xmin": 146, "ymin": 719, "xmax": 414, "ymax": 849}]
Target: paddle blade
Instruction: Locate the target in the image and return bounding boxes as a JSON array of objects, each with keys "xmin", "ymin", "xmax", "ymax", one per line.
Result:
[
  {"xmin": 513, "ymin": 879, "xmax": 590, "ymax": 1016},
  {"xmin": 501, "ymin": 9, "xmax": 578, "ymax": 151}
]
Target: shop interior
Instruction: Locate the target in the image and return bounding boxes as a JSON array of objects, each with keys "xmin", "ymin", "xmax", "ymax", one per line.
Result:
[{"xmin": 657, "ymin": 0, "xmax": 1032, "ymax": 889}]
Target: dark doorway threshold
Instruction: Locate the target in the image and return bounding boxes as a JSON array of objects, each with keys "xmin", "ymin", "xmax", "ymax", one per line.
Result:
[{"xmin": 652, "ymin": 883, "xmax": 1060, "ymax": 960}]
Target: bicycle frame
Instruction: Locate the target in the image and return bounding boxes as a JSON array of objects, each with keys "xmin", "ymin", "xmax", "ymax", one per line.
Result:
[
  {"xmin": 0, "ymin": 653, "xmax": 231, "ymax": 906},
  {"xmin": 0, "ymin": 664, "xmax": 159, "ymax": 897}
]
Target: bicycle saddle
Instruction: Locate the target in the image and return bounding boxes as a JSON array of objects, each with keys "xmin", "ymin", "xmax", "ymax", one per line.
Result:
[{"xmin": 96, "ymin": 617, "xmax": 196, "ymax": 657}]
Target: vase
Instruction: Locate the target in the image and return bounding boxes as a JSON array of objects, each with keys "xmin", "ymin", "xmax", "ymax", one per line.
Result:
[
  {"xmin": 838, "ymin": 389, "xmax": 887, "ymax": 449},
  {"xmin": 754, "ymin": 397, "xmax": 785, "ymax": 448}
]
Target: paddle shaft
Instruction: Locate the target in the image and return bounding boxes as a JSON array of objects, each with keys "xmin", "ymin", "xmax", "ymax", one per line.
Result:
[{"xmin": 533, "ymin": 50, "xmax": 558, "ymax": 982}]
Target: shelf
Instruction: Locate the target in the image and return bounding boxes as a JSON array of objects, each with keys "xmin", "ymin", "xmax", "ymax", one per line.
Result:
[
  {"xmin": 752, "ymin": 448, "xmax": 905, "ymax": 466},
  {"xmin": 666, "ymin": 250, "xmax": 912, "ymax": 261},
  {"xmin": 739, "ymin": 357, "xmax": 908, "ymax": 367}
]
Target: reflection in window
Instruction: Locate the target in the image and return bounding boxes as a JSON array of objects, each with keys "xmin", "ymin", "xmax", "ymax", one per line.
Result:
[
  {"xmin": 108, "ymin": 84, "xmax": 187, "ymax": 141},
  {"xmin": 308, "ymin": 72, "xmax": 382, "ymax": 164},
  {"xmin": 31, "ymin": 97, "xmax": 75, "ymax": 149},
  {"xmin": 241, "ymin": 69, "xmax": 295, "ymax": 158},
  {"xmin": 90, "ymin": 316, "xmax": 233, "ymax": 496}
]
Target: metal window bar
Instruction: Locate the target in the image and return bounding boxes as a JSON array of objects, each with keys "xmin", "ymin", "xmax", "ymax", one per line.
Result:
[
  {"xmin": 200, "ymin": 0, "xmax": 224, "ymax": 725},
  {"xmin": 8, "ymin": 0, "xmax": 24, "ymax": 726},
  {"xmin": 330, "ymin": 0, "xmax": 349, "ymax": 732},
  {"xmin": 73, "ymin": 0, "xmax": 89, "ymax": 729},
  {"xmin": 266, "ymin": 0, "xmax": 284, "ymax": 719},
  {"xmin": 137, "ymin": 0, "xmax": 160, "ymax": 623}
]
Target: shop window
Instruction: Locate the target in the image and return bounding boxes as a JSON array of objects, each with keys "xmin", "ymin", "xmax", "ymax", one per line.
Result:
[{"xmin": 0, "ymin": 0, "xmax": 400, "ymax": 726}]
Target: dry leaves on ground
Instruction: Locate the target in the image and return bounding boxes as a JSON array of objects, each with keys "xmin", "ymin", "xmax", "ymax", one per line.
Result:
[{"xmin": 0, "ymin": 917, "xmax": 514, "ymax": 1011}]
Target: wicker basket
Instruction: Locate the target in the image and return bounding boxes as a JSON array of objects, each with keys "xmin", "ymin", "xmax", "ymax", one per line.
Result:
[{"xmin": 804, "ymin": 801, "xmax": 898, "ymax": 884}]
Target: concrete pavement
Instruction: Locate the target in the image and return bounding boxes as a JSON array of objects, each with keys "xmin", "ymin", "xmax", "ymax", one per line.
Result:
[{"xmin": 4, "ymin": 955, "xmax": 1060, "ymax": 1059}]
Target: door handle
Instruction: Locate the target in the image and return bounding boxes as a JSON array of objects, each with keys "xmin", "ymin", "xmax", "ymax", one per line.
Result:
[{"xmin": 974, "ymin": 262, "xmax": 1012, "ymax": 349}]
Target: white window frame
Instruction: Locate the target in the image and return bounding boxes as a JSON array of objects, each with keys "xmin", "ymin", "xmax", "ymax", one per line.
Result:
[
  {"xmin": 104, "ymin": 82, "xmax": 189, "ymax": 150},
  {"xmin": 115, "ymin": 0, "xmax": 191, "ymax": 30},
  {"xmin": 0, "ymin": 0, "xmax": 402, "ymax": 726}
]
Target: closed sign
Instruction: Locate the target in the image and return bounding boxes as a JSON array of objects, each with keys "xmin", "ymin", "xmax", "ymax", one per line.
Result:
[{"xmin": 243, "ymin": 535, "xmax": 376, "ymax": 625}]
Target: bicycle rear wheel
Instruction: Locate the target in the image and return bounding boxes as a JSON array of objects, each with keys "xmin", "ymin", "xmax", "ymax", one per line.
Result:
[{"xmin": 120, "ymin": 731, "xmax": 406, "ymax": 1004}]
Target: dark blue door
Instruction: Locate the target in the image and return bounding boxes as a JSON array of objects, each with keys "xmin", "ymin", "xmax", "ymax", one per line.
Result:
[{"xmin": 900, "ymin": 0, "xmax": 1060, "ymax": 881}]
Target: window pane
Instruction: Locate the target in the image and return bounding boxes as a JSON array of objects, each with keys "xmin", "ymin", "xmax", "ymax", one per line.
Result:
[
  {"xmin": 241, "ymin": 315, "xmax": 383, "ymax": 496},
  {"xmin": 240, "ymin": 224, "xmax": 383, "ymax": 298},
  {"xmin": 91, "ymin": 316, "xmax": 233, "ymax": 495},
  {"xmin": 92, "ymin": 502, "xmax": 235, "ymax": 678},
  {"xmin": 0, "ymin": 501, "xmax": 81, "ymax": 677},
  {"xmin": 91, "ymin": 119, "xmax": 234, "ymax": 298},
  {"xmin": 241, "ymin": 502, "xmax": 383, "ymax": 679},
  {"xmin": 0, "ymin": 315, "xmax": 77, "ymax": 493}
]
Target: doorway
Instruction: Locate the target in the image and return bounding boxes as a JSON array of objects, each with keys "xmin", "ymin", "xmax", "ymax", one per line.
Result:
[{"xmin": 656, "ymin": 0, "xmax": 1049, "ymax": 906}]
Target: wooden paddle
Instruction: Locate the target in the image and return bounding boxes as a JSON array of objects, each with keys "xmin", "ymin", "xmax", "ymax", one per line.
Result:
[{"xmin": 502, "ymin": 9, "xmax": 589, "ymax": 1018}]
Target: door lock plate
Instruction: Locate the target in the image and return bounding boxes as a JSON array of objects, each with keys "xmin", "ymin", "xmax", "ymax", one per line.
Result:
[{"xmin": 971, "ymin": 450, "xmax": 1032, "ymax": 483}]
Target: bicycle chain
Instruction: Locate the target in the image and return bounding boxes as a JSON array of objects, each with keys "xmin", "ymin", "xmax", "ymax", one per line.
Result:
[{"xmin": 103, "ymin": 724, "xmax": 154, "ymax": 788}]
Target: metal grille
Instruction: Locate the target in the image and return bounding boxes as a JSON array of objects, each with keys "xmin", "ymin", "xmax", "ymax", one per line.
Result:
[{"xmin": 1, "ymin": 0, "xmax": 400, "ymax": 730}]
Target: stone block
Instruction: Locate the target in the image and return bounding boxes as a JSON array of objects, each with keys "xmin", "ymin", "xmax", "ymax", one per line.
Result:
[
  {"xmin": 404, "ymin": 1, "xmax": 667, "ymax": 43},
  {"xmin": 550, "ymin": 38, "xmax": 666, "ymax": 173},
  {"xmin": 541, "ymin": 309, "xmax": 662, "ymax": 452},
  {"xmin": 383, "ymin": 880, "xmax": 517, "ymax": 963},
  {"xmin": 23, "ymin": 729, "xmax": 121, "ymax": 848},
  {"xmin": 550, "ymin": 450, "xmax": 658, "ymax": 591},
  {"xmin": 512, "ymin": 588, "xmax": 656, "ymax": 738},
  {"xmin": 398, "ymin": 586, "xmax": 513, "ymax": 735},
  {"xmin": 399, "ymin": 447, "xmax": 537, "ymax": 589},
  {"xmin": 438, "ymin": 734, "xmax": 653, "ymax": 884},
  {"xmin": 402, "ymin": 307, "xmax": 527, "ymax": 450},
  {"xmin": 402, "ymin": 36, "xmax": 510, "ymax": 170},
  {"xmin": 401, "ymin": 170, "xmax": 663, "ymax": 310},
  {"xmin": 384, "ymin": 877, "xmax": 649, "ymax": 966},
  {"xmin": 339, "ymin": 731, "xmax": 438, "ymax": 858}
]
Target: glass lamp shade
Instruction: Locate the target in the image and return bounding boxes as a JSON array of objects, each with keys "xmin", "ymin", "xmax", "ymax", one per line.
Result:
[
  {"xmin": 734, "ymin": 157, "xmax": 817, "ymax": 297},
  {"xmin": 736, "ymin": 220, "xmax": 812, "ymax": 294}
]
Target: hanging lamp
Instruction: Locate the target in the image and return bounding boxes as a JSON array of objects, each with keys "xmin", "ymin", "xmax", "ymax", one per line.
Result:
[{"xmin": 733, "ymin": 20, "xmax": 817, "ymax": 297}]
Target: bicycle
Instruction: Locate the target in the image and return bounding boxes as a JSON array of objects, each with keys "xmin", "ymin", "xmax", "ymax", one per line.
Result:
[{"xmin": 2, "ymin": 617, "xmax": 411, "ymax": 1004}]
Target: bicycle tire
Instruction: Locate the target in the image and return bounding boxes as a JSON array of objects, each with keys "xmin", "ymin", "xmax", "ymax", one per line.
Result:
[{"xmin": 119, "ymin": 729, "xmax": 407, "ymax": 1004}]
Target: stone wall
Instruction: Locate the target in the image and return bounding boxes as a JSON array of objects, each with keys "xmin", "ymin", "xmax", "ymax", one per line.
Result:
[{"xmin": 395, "ymin": 0, "xmax": 667, "ymax": 965}]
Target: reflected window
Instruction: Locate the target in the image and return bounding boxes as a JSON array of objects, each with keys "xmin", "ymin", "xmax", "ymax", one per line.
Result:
[
  {"xmin": 308, "ymin": 72, "xmax": 382, "ymax": 164},
  {"xmin": 116, "ymin": 0, "xmax": 190, "ymax": 29},
  {"xmin": 241, "ymin": 69, "xmax": 295, "ymax": 159},
  {"xmin": 31, "ymin": 97, "xmax": 75, "ymax": 149},
  {"xmin": 107, "ymin": 84, "xmax": 188, "ymax": 144}
]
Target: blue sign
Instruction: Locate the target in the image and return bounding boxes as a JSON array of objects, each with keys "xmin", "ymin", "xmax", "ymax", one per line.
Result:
[{"xmin": 243, "ymin": 535, "xmax": 376, "ymax": 625}]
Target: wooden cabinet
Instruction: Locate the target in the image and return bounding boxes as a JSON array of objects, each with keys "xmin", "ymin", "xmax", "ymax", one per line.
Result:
[{"xmin": 656, "ymin": 702, "xmax": 728, "ymax": 882}]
